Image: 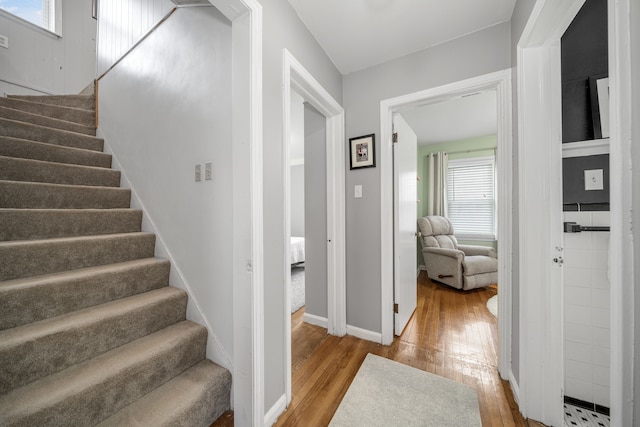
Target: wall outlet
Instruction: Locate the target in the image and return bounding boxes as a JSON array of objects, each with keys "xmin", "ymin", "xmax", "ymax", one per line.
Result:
[
  {"xmin": 195, "ymin": 164, "xmax": 202, "ymax": 182},
  {"xmin": 0, "ymin": 34, "xmax": 8, "ymax": 49},
  {"xmin": 204, "ymin": 162, "xmax": 212, "ymax": 181}
]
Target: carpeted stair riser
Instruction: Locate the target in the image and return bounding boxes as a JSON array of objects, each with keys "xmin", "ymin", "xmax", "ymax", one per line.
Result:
[
  {"xmin": 0, "ymin": 321, "xmax": 207, "ymax": 427},
  {"xmin": 0, "ymin": 118, "xmax": 103, "ymax": 151},
  {"xmin": 0, "ymin": 156, "xmax": 120, "ymax": 187},
  {"xmin": 0, "ymin": 287, "xmax": 188, "ymax": 393},
  {"xmin": 0, "ymin": 136, "xmax": 112, "ymax": 168},
  {"xmin": 0, "ymin": 106, "xmax": 96, "ymax": 136},
  {"xmin": 97, "ymin": 359, "xmax": 232, "ymax": 427},
  {"xmin": 0, "ymin": 181, "xmax": 131, "ymax": 209},
  {"xmin": 0, "ymin": 208, "xmax": 142, "ymax": 241},
  {"xmin": 0, "ymin": 258, "xmax": 170, "ymax": 330},
  {"xmin": 0, "ymin": 232, "xmax": 155, "ymax": 281},
  {"xmin": 8, "ymin": 94, "xmax": 95, "ymax": 110},
  {"xmin": 0, "ymin": 97, "xmax": 95, "ymax": 126}
]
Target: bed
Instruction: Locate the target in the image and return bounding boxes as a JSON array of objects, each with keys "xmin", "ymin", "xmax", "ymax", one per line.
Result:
[{"xmin": 290, "ymin": 236, "xmax": 305, "ymax": 265}]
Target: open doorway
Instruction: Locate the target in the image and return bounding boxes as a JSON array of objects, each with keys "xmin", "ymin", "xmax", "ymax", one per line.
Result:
[{"xmin": 380, "ymin": 70, "xmax": 513, "ymax": 381}]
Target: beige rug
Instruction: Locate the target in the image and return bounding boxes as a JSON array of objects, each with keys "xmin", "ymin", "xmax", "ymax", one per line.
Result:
[
  {"xmin": 487, "ymin": 295, "xmax": 498, "ymax": 318},
  {"xmin": 329, "ymin": 354, "xmax": 482, "ymax": 426}
]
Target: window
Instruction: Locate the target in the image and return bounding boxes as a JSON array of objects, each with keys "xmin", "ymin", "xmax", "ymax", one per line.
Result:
[
  {"xmin": 0, "ymin": 0, "xmax": 56, "ymax": 33},
  {"xmin": 447, "ymin": 156, "xmax": 496, "ymax": 240}
]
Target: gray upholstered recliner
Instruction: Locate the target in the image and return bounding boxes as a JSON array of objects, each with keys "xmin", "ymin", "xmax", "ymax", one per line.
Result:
[{"xmin": 417, "ymin": 215, "xmax": 498, "ymax": 290}]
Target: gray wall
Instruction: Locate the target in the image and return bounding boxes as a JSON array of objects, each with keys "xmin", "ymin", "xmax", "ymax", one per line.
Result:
[
  {"xmin": 342, "ymin": 21, "xmax": 511, "ymax": 333},
  {"xmin": 631, "ymin": 0, "xmax": 640, "ymax": 423},
  {"xmin": 260, "ymin": 0, "xmax": 343, "ymax": 412},
  {"xmin": 304, "ymin": 103, "xmax": 328, "ymax": 318},
  {"xmin": 510, "ymin": 0, "xmax": 537, "ymax": 387}
]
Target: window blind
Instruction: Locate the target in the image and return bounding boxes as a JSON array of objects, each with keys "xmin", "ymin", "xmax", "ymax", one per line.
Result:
[{"xmin": 447, "ymin": 156, "xmax": 495, "ymax": 239}]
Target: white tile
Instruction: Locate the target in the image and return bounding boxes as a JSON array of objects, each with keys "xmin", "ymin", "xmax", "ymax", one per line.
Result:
[
  {"xmin": 566, "ymin": 341, "xmax": 592, "ymax": 363},
  {"xmin": 564, "ymin": 232, "xmax": 592, "ymax": 250},
  {"xmin": 593, "ymin": 384, "xmax": 611, "ymax": 407},
  {"xmin": 564, "ymin": 267, "xmax": 593, "ymax": 287},
  {"xmin": 565, "ymin": 377, "xmax": 593, "ymax": 403},
  {"xmin": 592, "ymin": 289, "xmax": 610, "ymax": 310},
  {"xmin": 593, "ymin": 346, "xmax": 611, "ymax": 367},
  {"xmin": 590, "ymin": 250, "xmax": 610, "ymax": 270},
  {"xmin": 565, "ymin": 285, "xmax": 591, "ymax": 307},
  {"xmin": 591, "ymin": 231, "xmax": 610, "ymax": 249},
  {"xmin": 592, "ymin": 327, "xmax": 610, "ymax": 348},
  {"xmin": 592, "ymin": 211, "xmax": 611, "ymax": 227},
  {"xmin": 591, "ymin": 269, "xmax": 610, "ymax": 289},
  {"xmin": 592, "ymin": 307, "xmax": 610, "ymax": 329},
  {"xmin": 565, "ymin": 321, "xmax": 592, "ymax": 344},
  {"xmin": 593, "ymin": 365, "xmax": 610, "ymax": 387},
  {"xmin": 565, "ymin": 359, "xmax": 593, "ymax": 382},
  {"xmin": 564, "ymin": 249, "xmax": 594, "ymax": 269},
  {"xmin": 566, "ymin": 304, "xmax": 592, "ymax": 325}
]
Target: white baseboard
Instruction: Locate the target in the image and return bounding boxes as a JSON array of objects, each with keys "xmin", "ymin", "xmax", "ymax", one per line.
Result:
[
  {"xmin": 264, "ymin": 394, "xmax": 286, "ymax": 426},
  {"xmin": 417, "ymin": 265, "xmax": 426, "ymax": 277},
  {"xmin": 303, "ymin": 313, "xmax": 328, "ymax": 328},
  {"xmin": 100, "ymin": 134, "xmax": 233, "ymax": 371},
  {"xmin": 509, "ymin": 370, "xmax": 520, "ymax": 405},
  {"xmin": 346, "ymin": 324, "xmax": 383, "ymax": 343}
]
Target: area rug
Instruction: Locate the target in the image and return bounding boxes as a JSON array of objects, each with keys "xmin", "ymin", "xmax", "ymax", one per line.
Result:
[
  {"xmin": 291, "ymin": 266, "xmax": 305, "ymax": 313},
  {"xmin": 329, "ymin": 354, "xmax": 482, "ymax": 426},
  {"xmin": 487, "ymin": 295, "xmax": 498, "ymax": 318}
]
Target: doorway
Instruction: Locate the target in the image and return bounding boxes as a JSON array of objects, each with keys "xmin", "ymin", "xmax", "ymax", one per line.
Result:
[
  {"xmin": 282, "ymin": 49, "xmax": 346, "ymax": 406},
  {"xmin": 380, "ymin": 70, "xmax": 513, "ymax": 382}
]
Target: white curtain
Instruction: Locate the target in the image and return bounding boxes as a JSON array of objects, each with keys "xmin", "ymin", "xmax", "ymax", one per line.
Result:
[{"xmin": 427, "ymin": 152, "xmax": 448, "ymax": 216}]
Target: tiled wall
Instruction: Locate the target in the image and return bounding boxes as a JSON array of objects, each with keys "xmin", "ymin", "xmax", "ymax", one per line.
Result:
[{"xmin": 563, "ymin": 211, "xmax": 610, "ymax": 407}]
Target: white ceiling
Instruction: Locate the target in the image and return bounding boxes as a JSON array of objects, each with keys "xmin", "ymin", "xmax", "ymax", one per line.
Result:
[
  {"xmin": 287, "ymin": 0, "xmax": 516, "ymax": 75},
  {"xmin": 399, "ymin": 91, "xmax": 497, "ymax": 146}
]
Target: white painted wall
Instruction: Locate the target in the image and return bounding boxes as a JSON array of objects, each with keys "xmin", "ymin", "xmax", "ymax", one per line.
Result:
[
  {"xmin": 97, "ymin": 6, "xmax": 233, "ymax": 368},
  {"xmin": 96, "ymin": 0, "xmax": 174, "ymax": 76},
  {"xmin": 342, "ymin": 22, "xmax": 511, "ymax": 334},
  {"xmin": 563, "ymin": 211, "xmax": 610, "ymax": 407},
  {"xmin": 0, "ymin": 2, "xmax": 96, "ymax": 96}
]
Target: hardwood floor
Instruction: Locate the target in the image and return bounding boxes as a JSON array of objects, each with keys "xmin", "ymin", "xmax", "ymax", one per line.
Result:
[{"xmin": 275, "ymin": 272, "xmax": 526, "ymax": 426}]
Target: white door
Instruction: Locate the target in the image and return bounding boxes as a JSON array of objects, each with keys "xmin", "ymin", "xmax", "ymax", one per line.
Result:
[{"xmin": 393, "ymin": 113, "xmax": 417, "ymax": 335}]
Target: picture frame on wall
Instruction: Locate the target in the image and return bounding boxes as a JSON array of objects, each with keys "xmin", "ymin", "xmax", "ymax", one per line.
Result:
[
  {"xmin": 589, "ymin": 74, "xmax": 609, "ymax": 139},
  {"xmin": 349, "ymin": 134, "xmax": 376, "ymax": 170}
]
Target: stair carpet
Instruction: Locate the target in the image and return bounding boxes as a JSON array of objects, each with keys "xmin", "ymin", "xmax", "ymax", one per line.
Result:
[{"xmin": 0, "ymin": 93, "xmax": 231, "ymax": 426}]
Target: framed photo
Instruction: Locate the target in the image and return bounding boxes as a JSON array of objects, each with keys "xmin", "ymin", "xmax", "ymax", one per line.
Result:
[
  {"xmin": 589, "ymin": 74, "xmax": 609, "ymax": 139},
  {"xmin": 349, "ymin": 134, "xmax": 376, "ymax": 170}
]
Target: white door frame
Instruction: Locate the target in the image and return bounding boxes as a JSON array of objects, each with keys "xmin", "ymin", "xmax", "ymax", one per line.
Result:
[
  {"xmin": 209, "ymin": 0, "xmax": 263, "ymax": 425},
  {"xmin": 516, "ymin": 1, "xmax": 584, "ymax": 425},
  {"xmin": 282, "ymin": 49, "xmax": 346, "ymax": 405},
  {"xmin": 379, "ymin": 70, "xmax": 513, "ymax": 381}
]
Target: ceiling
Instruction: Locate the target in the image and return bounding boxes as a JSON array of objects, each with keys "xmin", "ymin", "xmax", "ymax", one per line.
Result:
[
  {"xmin": 287, "ymin": 0, "xmax": 516, "ymax": 75},
  {"xmin": 399, "ymin": 91, "xmax": 497, "ymax": 146}
]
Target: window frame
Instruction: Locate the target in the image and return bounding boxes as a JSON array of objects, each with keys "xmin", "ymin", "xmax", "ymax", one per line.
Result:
[{"xmin": 446, "ymin": 155, "xmax": 497, "ymax": 241}]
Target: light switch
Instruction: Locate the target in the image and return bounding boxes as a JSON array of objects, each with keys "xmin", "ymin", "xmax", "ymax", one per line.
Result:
[
  {"xmin": 204, "ymin": 162, "xmax": 212, "ymax": 181},
  {"xmin": 354, "ymin": 185, "xmax": 363, "ymax": 198},
  {"xmin": 195, "ymin": 164, "xmax": 202, "ymax": 182},
  {"xmin": 584, "ymin": 169, "xmax": 604, "ymax": 191}
]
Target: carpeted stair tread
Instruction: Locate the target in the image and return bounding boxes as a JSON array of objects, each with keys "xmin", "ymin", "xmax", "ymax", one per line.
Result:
[
  {"xmin": 0, "ymin": 287, "xmax": 187, "ymax": 393},
  {"xmin": 0, "ymin": 208, "xmax": 142, "ymax": 241},
  {"xmin": 0, "ymin": 258, "xmax": 170, "ymax": 330},
  {"xmin": 0, "ymin": 106, "xmax": 96, "ymax": 135},
  {"xmin": 0, "ymin": 232, "xmax": 156, "ymax": 281},
  {"xmin": 0, "ymin": 118, "xmax": 103, "ymax": 151},
  {"xmin": 0, "ymin": 180, "xmax": 131, "ymax": 209},
  {"xmin": 0, "ymin": 156, "xmax": 120, "ymax": 187},
  {"xmin": 0, "ymin": 321, "xmax": 207, "ymax": 427},
  {"xmin": 8, "ymin": 94, "xmax": 95, "ymax": 110},
  {"xmin": 97, "ymin": 359, "xmax": 232, "ymax": 427},
  {"xmin": 0, "ymin": 97, "xmax": 95, "ymax": 126},
  {"xmin": 0, "ymin": 135, "xmax": 112, "ymax": 168}
]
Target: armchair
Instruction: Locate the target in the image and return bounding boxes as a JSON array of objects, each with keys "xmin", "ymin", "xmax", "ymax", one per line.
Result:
[{"xmin": 417, "ymin": 215, "xmax": 497, "ymax": 290}]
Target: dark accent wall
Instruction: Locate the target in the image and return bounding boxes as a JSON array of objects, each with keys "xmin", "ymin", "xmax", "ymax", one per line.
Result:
[
  {"xmin": 561, "ymin": 0, "xmax": 608, "ymax": 143},
  {"xmin": 562, "ymin": 155, "xmax": 610, "ymax": 210}
]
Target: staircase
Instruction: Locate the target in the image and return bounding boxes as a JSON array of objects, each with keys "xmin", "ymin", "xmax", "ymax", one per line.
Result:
[{"xmin": 0, "ymin": 92, "xmax": 231, "ymax": 426}]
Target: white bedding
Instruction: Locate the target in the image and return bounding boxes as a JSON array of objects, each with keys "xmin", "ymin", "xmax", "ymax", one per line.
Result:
[{"xmin": 290, "ymin": 236, "xmax": 305, "ymax": 264}]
